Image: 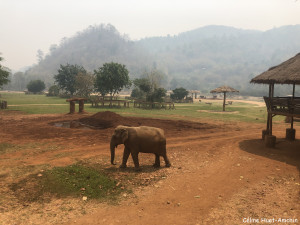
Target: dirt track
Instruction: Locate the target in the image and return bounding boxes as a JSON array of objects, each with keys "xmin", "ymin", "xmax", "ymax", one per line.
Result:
[{"xmin": 0, "ymin": 111, "xmax": 299, "ymax": 225}]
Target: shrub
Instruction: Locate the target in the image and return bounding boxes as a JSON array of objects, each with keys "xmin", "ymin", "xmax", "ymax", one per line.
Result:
[
  {"xmin": 27, "ymin": 80, "xmax": 45, "ymax": 93},
  {"xmin": 47, "ymin": 85, "xmax": 59, "ymax": 96}
]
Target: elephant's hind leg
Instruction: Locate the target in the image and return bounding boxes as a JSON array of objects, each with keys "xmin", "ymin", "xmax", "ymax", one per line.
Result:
[
  {"xmin": 153, "ymin": 154, "xmax": 160, "ymax": 167},
  {"xmin": 163, "ymin": 154, "xmax": 171, "ymax": 167}
]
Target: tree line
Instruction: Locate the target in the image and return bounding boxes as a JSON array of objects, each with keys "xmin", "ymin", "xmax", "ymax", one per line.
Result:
[
  {"xmin": 1, "ymin": 54, "xmax": 188, "ymax": 102},
  {"xmin": 52, "ymin": 62, "xmax": 188, "ymax": 102}
]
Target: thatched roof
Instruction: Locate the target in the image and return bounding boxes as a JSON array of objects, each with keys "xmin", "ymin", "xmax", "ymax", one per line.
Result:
[
  {"xmin": 189, "ymin": 90, "xmax": 201, "ymax": 94},
  {"xmin": 210, "ymin": 85, "xmax": 239, "ymax": 93},
  {"xmin": 251, "ymin": 53, "xmax": 300, "ymax": 85}
]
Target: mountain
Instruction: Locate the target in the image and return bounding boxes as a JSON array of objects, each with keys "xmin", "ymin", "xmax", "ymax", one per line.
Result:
[
  {"xmin": 137, "ymin": 25, "xmax": 300, "ymax": 95},
  {"xmin": 23, "ymin": 24, "xmax": 300, "ymax": 96},
  {"xmin": 25, "ymin": 24, "xmax": 153, "ymax": 87}
]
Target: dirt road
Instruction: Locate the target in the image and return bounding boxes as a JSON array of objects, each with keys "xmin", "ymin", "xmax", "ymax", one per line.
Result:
[{"xmin": 0, "ymin": 111, "xmax": 299, "ymax": 225}]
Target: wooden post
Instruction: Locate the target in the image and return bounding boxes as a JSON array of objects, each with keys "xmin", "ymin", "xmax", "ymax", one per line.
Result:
[
  {"xmin": 264, "ymin": 83, "xmax": 276, "ymax": 147},
  {"xmin": 286, "ymin": 128, "xmax": 296, "ymax": 141},
  {"xmin": 286, "ymin": 83, "xmax": 296, "ymax": 141},
  {"xmin": 70, "ymin": 101, "xmax": 75, "ymax": 114},
  {"xmin": 78, "ymin": 99, "xmax": 84, "ymax": 113},
  {"xmin": 265, "ymin": 135, "xmax": 276, "ymax": 148},
  {"xmin": 291, "ymin": 83, "xmax": 295, "ymax": 130},
  {"xmin": 266, "ymin": 84, "xmax": 271, "ymax": 134},
  {"xmin": 223, "ymin": 92, "xmax": 226, "ymax": 111},
  {"xmin": 269, "ymin": 83, "xmax": 274, "ymax": 135}
]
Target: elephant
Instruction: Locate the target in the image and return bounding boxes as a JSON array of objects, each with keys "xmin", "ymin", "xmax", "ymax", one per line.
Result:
[{"xmin": 110, "ymin": 125, "xmax": 171, "ymax": 170}]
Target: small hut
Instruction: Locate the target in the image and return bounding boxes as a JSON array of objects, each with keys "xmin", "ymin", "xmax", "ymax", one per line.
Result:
[
  {"xmin": 251, "ymin": 53, "xmax": 300, "ymax": 147},
  {"xmin": 189, "ymin": 90, "xmax": 201, "ymax": 99},
  {"xmin": 210, "ymin": 86, "xmax": 239, "ymax": 111}
]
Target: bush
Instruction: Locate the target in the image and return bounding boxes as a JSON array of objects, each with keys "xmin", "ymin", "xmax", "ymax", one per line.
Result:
[
  {"xmin": 130, "ymin": 88, "xmax": 145, "ymax": 100},
  {"xmin": 47, "ymin": 85, "xmax": 60, "ymax": 97},
  {"xmin": 146, "ymin": 88, "xmax": 166, "ymax": 102},
  {"xmin": 170, "ymin": 87, "xmax": 189, "ymax": 101},
  {"xmin": 27, "ymin": 80, "xmax": 45, "ymax": 93}
]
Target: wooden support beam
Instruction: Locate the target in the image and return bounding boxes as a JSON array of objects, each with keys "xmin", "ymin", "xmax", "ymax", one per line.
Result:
[
  {"xmin": 291, "ymin": 83, "xmax": 295, "ymax": 130},
  {"xmin": 78, "ymin": 99, "xmax": 85, "ymax": 113},
  {"xmin": 223, "ymin": 92, "xmax": 226, "ymax": 111},
  {"xmin": 69, "ymin": 101, "xmax": 75, "ymax": 114}
]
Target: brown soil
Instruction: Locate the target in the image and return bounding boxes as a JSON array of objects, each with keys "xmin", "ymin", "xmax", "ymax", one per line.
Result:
[{"xmin": 0, "ymin": 111, "xmax": 299, "ymax": 225}]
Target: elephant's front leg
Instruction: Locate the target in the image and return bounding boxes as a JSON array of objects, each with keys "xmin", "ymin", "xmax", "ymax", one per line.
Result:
[
  {"xmin": 120, "ymin": 147, "xmax": 130, "ymax": 168},
  {"xmin": 131, "ymin": 152, "xmax": 141, "ymax": 171},
  {"xmin": 153, "ymin": 154, "xmax": 160, "ymax": 167}
]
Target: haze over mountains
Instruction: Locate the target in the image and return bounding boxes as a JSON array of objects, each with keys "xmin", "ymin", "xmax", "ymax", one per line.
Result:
[{"xmin": 19, "ymin": 24, "xmax": 300, "ymax": 96}]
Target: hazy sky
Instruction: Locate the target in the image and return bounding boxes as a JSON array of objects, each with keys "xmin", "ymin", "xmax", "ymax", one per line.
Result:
[{"xmin": 1, "ymin": 0, "xmax": 299, "ymax": 71}]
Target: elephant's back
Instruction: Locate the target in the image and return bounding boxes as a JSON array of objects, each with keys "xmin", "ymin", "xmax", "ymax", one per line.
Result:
[
  {"xmin": 139, "ymin": 126, "xmax": 164, "ymax": 136},
  {"xmin": 136, "ymin": 126, "xmax": 165, "ymax": 143}
]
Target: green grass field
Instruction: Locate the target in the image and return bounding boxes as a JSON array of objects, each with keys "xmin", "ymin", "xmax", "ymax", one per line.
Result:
[{"xmin": 0, "ymin": 92, "xmax": 286, "ymax": 123}]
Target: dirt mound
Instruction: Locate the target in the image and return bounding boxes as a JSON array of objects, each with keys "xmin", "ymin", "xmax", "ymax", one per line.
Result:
[
  {"xmin": 78, "ymin": 111, "xmax": 216, "ymax": 134},
  {"xmin": 79, "ymin": 111, "xmax": 129, "ymax": 129},
  {"xmin": 90, "ymin": 111, "xmax": 123, "ymax": 121}
]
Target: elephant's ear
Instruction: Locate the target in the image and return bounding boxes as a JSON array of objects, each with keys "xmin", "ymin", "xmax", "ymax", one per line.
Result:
[{"xmin": 121, "ymin": 129, "xmax": 128, "ymax": 143}]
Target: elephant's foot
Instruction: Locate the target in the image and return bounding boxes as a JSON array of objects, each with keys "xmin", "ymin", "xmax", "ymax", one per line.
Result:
[
  {"xmin": 153, "ymin": 163, "xmax": 160, "ymax": 168},
  {"xmin": 119, "ymin": 164, "xmax": 127, "ymax": 168},
  {"xmin": 134, "ymin": 167, "xmax": 142, "ymax": 172}
]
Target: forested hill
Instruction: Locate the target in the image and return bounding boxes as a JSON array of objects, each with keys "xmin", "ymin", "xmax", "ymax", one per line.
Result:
[
  {"xmin": 24, "ymin": 24, "xmax": 300, "ymax": 96},
  {"xmin": 25, "ymin": 24, "xmax": 153, "ymax": 85}
]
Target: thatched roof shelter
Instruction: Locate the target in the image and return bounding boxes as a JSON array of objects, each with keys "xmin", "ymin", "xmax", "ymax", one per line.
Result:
[
  {"xmin": 250, "ymin": 53, "xmax": 300, "ymax": 147},
  {"xmin": 210, "ymin": 85, "xmax": 239, "ymax": 111},
  {"xmin": 251, "ymin": 53, "xmax": 300, "ymax": 85},
  {"xmin": 210, "ymin": 86, "xmax": 239, "ymax": 93},
  {"xmin": 189, "ymin": 90, "xmax": 201, "ymax": 99}
]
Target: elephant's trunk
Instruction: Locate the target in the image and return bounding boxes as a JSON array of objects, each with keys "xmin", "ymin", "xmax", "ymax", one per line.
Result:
[{"xmin": 110, "ymin": 138, "xmax": 116, "ymax": 165}]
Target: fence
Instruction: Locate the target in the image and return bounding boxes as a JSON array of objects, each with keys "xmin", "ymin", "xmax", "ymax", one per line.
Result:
[
  {"xmin": 264, "ymin": 96, "xmax": 300, "ymax": 117},
  {"xmin": 0, "ymin": 100, "xmax": 7, "ymax": 109},
  {"xmin": 133, "ymin": 100, "xmax": 175, "ymax": 109}
]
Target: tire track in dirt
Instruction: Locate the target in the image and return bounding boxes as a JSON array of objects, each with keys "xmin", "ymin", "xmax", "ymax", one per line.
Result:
[{"xmin": 1, "ymin": 128, "xmax": 260, "ymax": 168}]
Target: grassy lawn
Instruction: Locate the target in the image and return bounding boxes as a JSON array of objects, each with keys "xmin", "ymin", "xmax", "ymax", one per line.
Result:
[
  {"xmin": 10, "ymin": 164, "xmax": 125, "ymax": 202},
  {"xmin": 1, "ymin": 92, "xmax": 67, "ymax": 105},
  {"xmin": 0, "ymin": 92, "xmax": 286, "ymax": 123}
]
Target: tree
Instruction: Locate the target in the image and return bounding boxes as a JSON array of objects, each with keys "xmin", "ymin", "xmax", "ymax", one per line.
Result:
[
  {"xmin": 130, "ymin": 88, "xmax": 144, "ymax": 99},
  {"xmin": 94, "ymin": 62, "xmax": 131, "ymax": 97},
  {"xmin": 131, "ymin": 69, "xmax": 167, "ymax": 102},
  {"xmin": 147, "ymin": 87, "xmax": 166, "ymax": 102},
  {"xmin": 12, "ymin": 72, "xmax": 26, "ymax": 91},
  {"xmin": 0, "ymin": 55, "xmax": 10, "ymax": 89},
  {"xmin": 133, "ymin": 78, "xmax": 151, "ymax": 93},
  {"xmin": 141, "ymin": 68, "xmax": 166, "ymax": 91},
  {"xmin": 131, "ymin": 78, "xmax": 151, "ymax": 99},
  {"xmin": 47, "ymin": 85, "xmax": 59, "ymax": 96},
  {"xmin": 75, "ymin": 72, "xmax": 95, "ymax": 98},
  {"xmin": 171, "ymin": 87, "xmax": 189, "ymax": 101},
  {"xmin": 27, "ymin": 80, "xmax": 45, "ymax": 93},
  {"xmin": 36, "ymin": 49, "xmax": 44, "ymax": 62},
  {"xmin": 54, "ymin": 64, "xmax": 87, "ymax": 96}
]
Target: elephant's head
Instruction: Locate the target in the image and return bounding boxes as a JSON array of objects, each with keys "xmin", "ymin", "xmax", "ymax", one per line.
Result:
[{"xmin": 110, "ymin": 126, "xmax": 129, "ymax": 165}]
